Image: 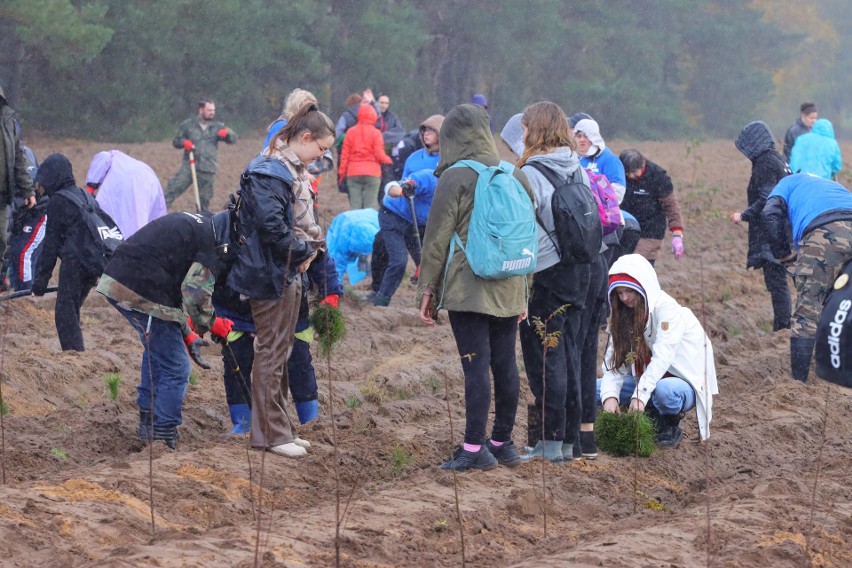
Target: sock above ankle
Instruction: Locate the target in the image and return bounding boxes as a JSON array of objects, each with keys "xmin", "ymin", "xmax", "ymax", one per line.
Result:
[
  {"xmin": 489, "ymin": 439, "xmax": 505, "ymax": 447},
  {"xmin": 463, "ymin": 443, "xmax": 481, "ymax": 453}
]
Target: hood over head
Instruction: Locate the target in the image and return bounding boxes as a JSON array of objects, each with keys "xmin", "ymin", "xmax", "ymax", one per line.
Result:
[
  {"xmin": 435, "ymin": 104, "xmax": 499, "ymax": 176},
  {"xmin": 356, "ymin": 103, "xmax": 378, "ymax": 125},
  {"xmin": 86, "ymin": 151, "xmax": 114, "ymax": 186},
  {"xmin": 34, "ymin": 153, "xmax": 76, "ymax": 196},
  {"xmin": 573, "ymin": 118, "xmax": 605, "ymax": 156},
  {"xmin": 419, "ymin": 114, "xmax": 445, "ymax": 150},
  {"xmin": 811, "ymin": 118, "xmax": 836, "ymax": 139},
  {"xmin": 607, "ymin": 253, "xmax": 661, "ymax": 315},
  {"xmin": 735, "ymin": 121, "xmax": 776, "ymax": 160},
  {"xmin": 500, "ymin": 113, "xmax": 525, "ymax": 158}
]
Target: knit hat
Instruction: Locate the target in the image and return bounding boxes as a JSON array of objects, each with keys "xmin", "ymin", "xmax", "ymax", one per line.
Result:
[
  {"xmin": 471, "ymin": 93, "xmax": 488, "ymax": 108},
  {"xmin": 608, "ymin": 273, "xmax": 646, "ymax": 307},
  {"xmin": 500, "ymin": 113, "xmax": 525, "ymax": 157},
  {"xmin": 568, "ymin": 112, "xmax": 593, "ymax": 128}
]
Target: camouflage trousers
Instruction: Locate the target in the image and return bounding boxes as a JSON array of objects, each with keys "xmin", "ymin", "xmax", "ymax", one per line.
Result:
[{"xmin": 789, "ymin": 220, "xmax": 852, "ymax": 338}]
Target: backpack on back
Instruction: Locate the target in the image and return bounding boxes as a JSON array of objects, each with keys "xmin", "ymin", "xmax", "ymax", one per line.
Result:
[
  {"xmin": 526, "ymin": 162, "xmax": 602, "ymax": 265},
  {"xmin": 444, "ymin": 160, "xmax": 538, "ymax": 280},
  {"xmin": 57, "ymin": 188, "xmax": 123, "ymax": 275},
  {"xmin": 584, "ymin": 169, "xmax": 622, "ymax": 235}
]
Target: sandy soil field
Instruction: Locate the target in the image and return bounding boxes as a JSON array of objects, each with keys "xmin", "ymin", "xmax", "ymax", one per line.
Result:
[{"xmin": 0, "ymin": 133, "xmax": 850, "ymax": 567}]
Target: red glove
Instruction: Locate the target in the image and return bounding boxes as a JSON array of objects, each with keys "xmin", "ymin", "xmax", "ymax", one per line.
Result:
[
  {"xmin": 85, "ymin": 185, "xmax": 96, "ymax": 194},
  {"xmin": 184, "ymin": 331, "xmax": 201, "ymax": 346},
  {"xmin": 210, "ymin": 317, "xmax": 234, "ymax": 339},
  {"xmin": 182, "ymin": 139, "xmax": 195, "ymax": 152},
  {"xmin": 217, "ymin": 127, "xmax": 229, "ymax": 139},
  {"xmin": 320, "ymin": 294, "xmax": 340, "ymax": 309}
]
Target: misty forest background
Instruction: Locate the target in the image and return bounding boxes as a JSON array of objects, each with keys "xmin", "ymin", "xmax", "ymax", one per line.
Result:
[{"xmin": 1, "ymin": 0, "xmax": 850, "ymax": 143}]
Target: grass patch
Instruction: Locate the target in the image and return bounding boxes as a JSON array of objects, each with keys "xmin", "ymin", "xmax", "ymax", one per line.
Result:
[
  {"xmin": 0, "ymin": 394, "xmax": 10, "ymax": 416},
  {"xmin": 389, "ymin": 444, "xmax": 411, "ymax": 477},
  {"xmin": 728, "ymin": 324, "xmax": 742, "ymax": 338},
  {"xmin": 360, "ymin": 379, "xmax": 385, "ymax": 404},
  {"xmin": 759, "ymin": 320, "xmax": 772, "ymax": 333},
  {"xmin": 51, "ymin": 447, "xmax": 68, "ymax": 461},
  {"xmin": 188, "ymin": 371, "xmax": 200, "ymax": 386},
  {"xmin": 432, "ymin": 518, "xmax": 449, "ymax": 533},
  {"xmin": 425, "ymin": 375, "xmax": 442, "ymax": 396},
  {"xmin": 595, "ymin": 412, "xmax": 656, "ymax": 457},
  {"xmin": 720, "ymin": 290, "xmax": 732, "ymax": 302},
  {"xmin": 345, "ymin": 395, "xmax": 362, "ymax": 409},
  {"xmin": 395, "ymin": 387, "xmax": 413, "ymax": 400}
]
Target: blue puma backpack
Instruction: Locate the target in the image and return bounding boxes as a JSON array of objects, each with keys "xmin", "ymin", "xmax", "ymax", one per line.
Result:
[{"xmin": 445, "ymin": 159, "xmax": 538, "ymax": 279}]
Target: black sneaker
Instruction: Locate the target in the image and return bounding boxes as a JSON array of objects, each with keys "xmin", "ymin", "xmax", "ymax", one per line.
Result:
[
  {"xmin": 580, "ymin": 431, "xmax": 598, "ymax": 460},
  {"xmin": 486, "ymin": 440, "xmax": 521, "ymax": 468},
  {"xmin": 439, "ymin": 446, "xmax": 498, "ymax": 471}
]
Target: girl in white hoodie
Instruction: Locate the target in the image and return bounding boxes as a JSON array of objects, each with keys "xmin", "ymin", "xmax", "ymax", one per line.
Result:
[{"xmin": 598, "ymin": 254, "xmax": 718, "ymax": 446}]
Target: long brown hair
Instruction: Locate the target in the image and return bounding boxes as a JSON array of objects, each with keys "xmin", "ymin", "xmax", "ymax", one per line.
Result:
[
  {"xmin": 266, "ymin": 102, "xmax": 334, "ymax": 157},
  {"xmin": 517, "ymin": 101, "xmax": 576, "ymax": 167},
  {"xmin": 606, "ymin": 289, "xmax": 652, "ymax": 373}
]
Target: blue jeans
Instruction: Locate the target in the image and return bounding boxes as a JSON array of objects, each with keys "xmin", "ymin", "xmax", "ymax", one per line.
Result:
[
  {"xmin": 111, "ymin": 301, "xmax": 191, "ymax": 428},
  {"xmin": 377, "ymin": 207, "xmax": 423, "ymax": 301},
  {"xmin": 596, "ymin": 375, "xmax": 696, "ymax": 415}
]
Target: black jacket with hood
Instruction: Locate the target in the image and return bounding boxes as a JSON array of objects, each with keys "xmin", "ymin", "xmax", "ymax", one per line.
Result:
[
  {"xmin": 32, "ymin": 154, "xmax": 94, "ymax": 291},
  {"xmin": 227, "ymin": 154, "xmax": 313, "ymax": 300},
  {"xmin": 735, "ymin": 121, "xmax": 791, "ymax": 269}
]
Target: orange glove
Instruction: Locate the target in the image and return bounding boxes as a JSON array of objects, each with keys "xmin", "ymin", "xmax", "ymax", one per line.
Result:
[
  {"xmin": 320, "ymin": 294, "xmax": 340, "ymax": 309},
  {"xmin": 182, "ymin": 139, "xmax": 195, "ymax": 152},
  {"xmin": 210, "ymin": 317, "xmax": 234, "ymax": 339}
]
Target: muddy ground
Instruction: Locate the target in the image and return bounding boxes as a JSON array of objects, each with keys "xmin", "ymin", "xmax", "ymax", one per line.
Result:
[{"xmin": 0, "ymin": 134, "xmax": 850, "ymax": 567}]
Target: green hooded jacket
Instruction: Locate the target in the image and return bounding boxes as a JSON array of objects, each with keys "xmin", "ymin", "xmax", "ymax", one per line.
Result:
[{"xmin": 416, "ymin": 104, "xmax": 534, "ymax": 317}]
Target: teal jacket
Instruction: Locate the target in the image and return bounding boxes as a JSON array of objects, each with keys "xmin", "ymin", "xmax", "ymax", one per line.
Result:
[{"xmin": 789, "ymin": 118, "xmax": 843, "ymax": 179}]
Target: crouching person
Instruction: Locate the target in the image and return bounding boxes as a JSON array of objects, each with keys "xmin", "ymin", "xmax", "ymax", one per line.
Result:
[
  {"xmin": 598, "ymin": 254, "xmax": 718, "ymax": 447},
  {"xmin": 97, "ymin": 211, "xmax": 236, "ymax": 448}
]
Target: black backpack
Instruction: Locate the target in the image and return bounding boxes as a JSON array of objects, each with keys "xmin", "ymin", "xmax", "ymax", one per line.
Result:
[
  {"xmin": 56, "ymin": 188, "xmax": 123, "ymax": 274},
  {"xmin": 526, "ymin": 162, "xmax": 602, "ymax": 264}
]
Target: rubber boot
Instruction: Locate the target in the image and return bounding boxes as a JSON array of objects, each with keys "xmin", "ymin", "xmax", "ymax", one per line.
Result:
[
  {"xmin": 138, "ymin": 410, "xmax": 152, "ymax": 440},
  {"xmin": 295, "ymin": 399, "xmax": 319, "ymax": 424},
  {"xmin": 228, "ymin": 403, "xmax": 251, "ymax": 435},
  {"xmin": 656, "ymin": 414, "xmax": 683, "ymax": 448},
  {"xmin": 790, "ymin": 336, "xmax": 816, "ymax": 383},
  {"xmin": 526, "ymin": 403, "xmax": 541, "ymax": 450},
  {"xmin": 521, "ymin": 440, "xmax": 564, "ymax": 463},
  {"xmin": 152, "ymin": 425, "xmax": 179, "ymax": 450}
]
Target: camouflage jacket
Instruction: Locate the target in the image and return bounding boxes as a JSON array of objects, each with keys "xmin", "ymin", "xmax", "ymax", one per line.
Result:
[
  {"xmin": 172, "ymin": 117, "xmax": 237, "ymax": 174},
  {"xmin": 97, "ymin": 261, "xmax": 216, "ymax": 337}
]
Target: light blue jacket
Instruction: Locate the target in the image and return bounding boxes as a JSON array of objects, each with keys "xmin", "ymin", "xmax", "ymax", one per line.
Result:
[
  {"xmin": 789, "ymin": 118, "xmax": 843, "ymax": 179},
  {"xmin": 382, "ymin": 169, "xmax": 437, "ymax": 226}
]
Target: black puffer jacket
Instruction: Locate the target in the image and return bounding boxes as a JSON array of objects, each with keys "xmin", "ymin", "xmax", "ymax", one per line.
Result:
[
  {"xmin": 32, "ymin": 154, "xmax": 92, "ymax": 291},
  {"xmin": 227, "ymin": 154, "xmax": 313, "ymax": 300},
  {"xmin": 735, "ymin": 121, "xmax": 791, "ymax": 269}
]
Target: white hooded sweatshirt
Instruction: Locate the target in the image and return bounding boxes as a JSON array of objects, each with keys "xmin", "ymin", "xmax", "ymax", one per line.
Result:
[{"xmin": 600, "ymin": 254, "xmax": 718, "ymax": 439}]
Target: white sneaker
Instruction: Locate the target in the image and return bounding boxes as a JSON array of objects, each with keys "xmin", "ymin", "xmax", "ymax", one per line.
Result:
[
  {"xmin": 293, "ymin": 437, "xmax": 311, "ymax": 448},
  {"xmin": 269, "ymin": 443, "xmax": 307, "ymax": 457}
]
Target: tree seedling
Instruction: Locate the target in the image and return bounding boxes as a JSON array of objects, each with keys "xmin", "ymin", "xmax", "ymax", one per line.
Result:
[
  {"xmin": 188, "ymin": 371, "xmax": 199, "ymax": 386},
  {"xmin": 595, "ymin": 412, "xmax": 656, "ymax": 457},
  {"xmin": 345, "ymin": 395, "xmax": 361, "ymax": 409},
  {"xmin": 0, "ymin": 395, "xmax": 10, "ymax": 417},
  {"xmin": 103, "ymin": 373, "xmax": 121, "ymax": 401},
  {"xmin": 389, "ymin": 444, "xmax": 411, "ymax": 477},
  {"xmin": 51, "ymin": 447, "xmax": 68, "ymax": 461}
]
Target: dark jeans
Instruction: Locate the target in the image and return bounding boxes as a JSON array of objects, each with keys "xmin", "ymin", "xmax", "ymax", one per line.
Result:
[
  {"xmin": 448, "ymin": 311, "xmax": 520, "ymax": 446},
  {"xmin": 111, "ymin": 301, "xmax": 191, "ymax": 429},
  {"xmin": 55, "ymin": 260, "xmax": 98, "ymax": 351},
  {"xmin": 763, "ymin": 262, "xmax": 791, "ymax": 331},
  {"xmin": 370, "ymin": 231, "xmax": 387, "ymax": 292},
  {"xmin": 222, "ymin": 332, "xmax": 254, "ymax": 405},
  {"xmin": 519, "ymin": 279, "xmax": 583, "ymax": 442},
  {"xmin": 376, "ymin": 207, "xmax": 423, "ymax": 301},
  {"xmin": 576, "ymin": 254, "xmax": 608, "ymax": 433}
]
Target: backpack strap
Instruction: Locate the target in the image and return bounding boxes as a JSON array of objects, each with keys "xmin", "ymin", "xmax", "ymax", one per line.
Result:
[{"xmin": 524, "ymin": 161, "xmax": 563, "ymax": 254}]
